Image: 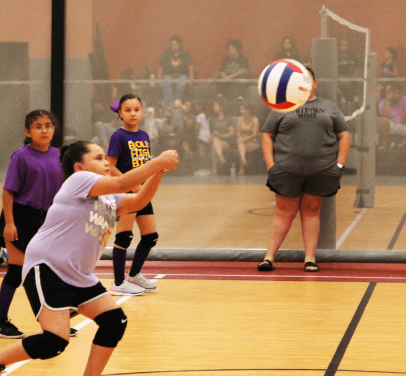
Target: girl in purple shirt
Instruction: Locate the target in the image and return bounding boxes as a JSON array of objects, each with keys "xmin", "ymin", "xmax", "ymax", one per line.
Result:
[
  {"xmin": 107, "ymin": 94, "xmax": 159, "ymax": 296},
  {"xmin": 0, "ymin": 141, "xmax": 178, "ymax": 375},
  {"xmin": 0, "ymin": 110, "xmax": 63, "ymax": 339}
]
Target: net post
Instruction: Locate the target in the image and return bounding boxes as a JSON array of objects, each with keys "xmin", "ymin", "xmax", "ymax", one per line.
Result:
[
  {"xmin": 353, "ymin": 52, "xmax": 377, "ymax": 208},
  {"xmin": 320, "ymin": 6, "xmax": 327, "ymax": 38},
  {"xmin": 312, "ymin": 38, "xmax": 338, "ymax": 250}
]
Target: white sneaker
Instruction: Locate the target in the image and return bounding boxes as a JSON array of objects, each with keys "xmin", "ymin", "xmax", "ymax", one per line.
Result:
[
  {"xmin": 111, "ymin": 280, "xmax": 145, "ymax": 296},
  {"xmin": 0, "ymin": 248, "xmax": 8, "ymax": 266},
  {"xmin": 127, "ymin": 273, "xmax": 157, "ymax": 291}
]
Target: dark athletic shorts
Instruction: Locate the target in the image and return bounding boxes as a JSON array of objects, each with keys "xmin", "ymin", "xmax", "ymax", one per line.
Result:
[
  {"xmin": 124, "ymin": 193, "xmax": 154, "ymax": 216},
  {"xmin": 136, "ymin": 201, "xmax": 154, "ymax": 217},
  {"xmin": 0, "ymin": 203, "xmax": 47, "ymax": 252},
  {"xmin": 23, "ymin": 263, "xmax": 108, "ymax": 319},
  {"xmin": 266, "ymin": 164, "xmax": 343, "ymax": 198}
]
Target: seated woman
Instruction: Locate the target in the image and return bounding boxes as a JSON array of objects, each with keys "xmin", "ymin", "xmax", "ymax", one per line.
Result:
[
  {"xmin": 215, "ymin": 39, "xmax": 249, "ymax": 101},
  {"xmin": 236, "ymin": 102, "xmax": 260, "ymax": 176},
  {"xmin": 210, "ymin": 100, "xmax": 236, "ymax": 173},
  {"xmin": 274, "ymin": 36, "xmax": 302, "ymax": 62},
  {"xmin": 92, "ymin": 114, "xmax": 117, "ymax": 153},
  {"xmin": 376, "ymin": 47, "xmax": 399, "ymax": 102}
]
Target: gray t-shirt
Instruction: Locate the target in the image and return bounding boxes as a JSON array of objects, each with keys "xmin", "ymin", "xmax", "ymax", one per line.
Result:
[
  {"xmin": 262, "ymin": 97, "xmax": 349, "ymax": 174},
  {"xmin": 22, "ymin": 171, "xmax": 124, "ymax": 287}
]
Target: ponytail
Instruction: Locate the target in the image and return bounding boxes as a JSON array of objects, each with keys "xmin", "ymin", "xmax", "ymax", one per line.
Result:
[{"xmin": 60, "ymin": 141, "xmax": 92, "ymax": 180}]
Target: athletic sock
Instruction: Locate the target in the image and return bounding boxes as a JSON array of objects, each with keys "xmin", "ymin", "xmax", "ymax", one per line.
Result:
[
  {"xmin": 112, "ymin": 247, "xmax": 127, "ymax": 286},
  {"xmin": 128, "ymin": 244, "xmax": 152, "ymax": 278},
  {"xmin": 0, "ymin": 280, "xmax": 16, "ymax": 320}
]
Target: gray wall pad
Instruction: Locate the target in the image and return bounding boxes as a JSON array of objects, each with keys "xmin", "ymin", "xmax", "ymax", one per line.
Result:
[{"xmin": 101, "ymin": 248, "xmax": 406, "ymax": 263}]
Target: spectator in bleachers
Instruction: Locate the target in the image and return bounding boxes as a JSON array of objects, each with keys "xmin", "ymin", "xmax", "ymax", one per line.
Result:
[
  {"xmin": 113, "ymin": 67, "xmax": 140, "ymax": 102},
  {"xmin": 376, "ymin": 47, "xmax": 399, "ymax": 101},
  {"xmin": 274, "ymin": 36, "xmax": 302, "ymax": 63},
  {"xmin": 141, "ymin": 95, "xmax": 159, "ymax": 158},
  {"xmin": 378, "ymin": 83, "xmax": 406, "ymax": 149},
  {"xmin": 194, "ymin": 102, "xmax": 212, "ymax": 176},
  {"xmin": 155, "ymin": 104, "xmax": 169, "ymax": 138},
  {"xmin": 157, "ymin": 35, "xmax": 194, "ymax": 107},
  {"xmin": 156, "ymin": 99, "xmax": 188, "ymax": 155},
  {"xmin": 337, "ymin": 39, "xmax": 360, "ymax": 104},
  {"xmin": 179, "ymin": 100, "xmax": 198, "ymax": 174},
  {"xmin": 91, "ymin": 113, "xmax": 118, "ymax": 153},
  {"xmin": 236, "ymin": 102, "xmax": 260, "ymax": 176},
  {"xmin": 210, "ymin": 100, "xmax": 236, "ymax": 173},
  {"xmin": 215, "ymin": 39, "xmax": 249, "ymax": 102}
]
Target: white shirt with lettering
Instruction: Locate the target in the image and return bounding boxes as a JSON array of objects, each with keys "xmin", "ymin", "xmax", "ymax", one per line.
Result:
[{"xmin": 22, "ymin": 171, "xmax": 124, "ymax": 287}]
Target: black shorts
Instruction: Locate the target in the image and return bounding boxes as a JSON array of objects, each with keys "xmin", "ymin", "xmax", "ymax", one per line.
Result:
[
  {"xmin": 0, "ymin": 203, "xmax": 47, "ymax": 252},
  {"xmin": 266, "ymin": 164, "xmax": 342, "ymax": 198},
  {"xmin": 124, "ymin": 194, "xmax": 154, "ymax": 216},
  {"xmin": 136, "ymin": 202, "xmax": 154, "ymax": 217},
  {"xmin": 23, "ymin": 264, "xmax": 108, "ymax": 319}
]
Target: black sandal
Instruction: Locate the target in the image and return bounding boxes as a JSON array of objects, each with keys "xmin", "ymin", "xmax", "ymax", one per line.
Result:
[
  {"xmin": 257, "ymin": 259, "xmax": 275, "ymax": 272},
  {"xmin": 304, "ymin": 261, "xmax": 319, "ymax": 272}
]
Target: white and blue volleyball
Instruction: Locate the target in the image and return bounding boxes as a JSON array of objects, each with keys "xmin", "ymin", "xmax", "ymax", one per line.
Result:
[{"xmin": 258, "ymin": 59, "xmax": 312, "ymax": 112}]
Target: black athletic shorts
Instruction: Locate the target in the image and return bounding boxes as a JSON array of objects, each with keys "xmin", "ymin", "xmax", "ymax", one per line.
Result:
[
  {"xmin": 0, "ymin": 203, "xmax": 47, "ymax": 251},
  {"xmin": 266, "ymin": 164, "xmax": 343, "ymax": 198},
  {"xmin": 23, "ymin": 263, "xmax": 108, "ymax": 319},
  {"xmin": 124, "ymin": 193, "xmax": 154, "ymax": 216},
  {"xmin": 136, "ymin": 202, "xmax": 154, "ymax": 217}
]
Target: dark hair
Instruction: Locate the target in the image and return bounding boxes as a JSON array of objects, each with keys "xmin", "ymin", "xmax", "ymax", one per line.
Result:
[
  {"xmin": 110, "ymin": 94, "xmax": 143, "ymax": 119},
  {"xmin": 227, "ymin": 39, "xmax": 242, "ymax": 52},
  {"xmin": 121, "ymin": 67, "xmax": 135, "ymax": 79},
  {"xmin": 170, "ymin": 35, "xmax": 182, "ymax": 45},
  {"xmin": 60, "ymin": 141, "xmax": 92, "ymax": 180},
  {"xmin": 240, "ymin": 102, "xmax": 253, "ymax": 114},
  {"xmin": 390, "ymin": 83, "xmax": 403, "ymax": 92},
  {"xmin": 305, "ymin": 66, "xmax": 316, "ymax": 80},
  {"xmin": 281, "ymin": 36, "xmax": 297, "ymax": 50},
  {"xmin": 195, "ymin": 101, "xmax": 209, "ymax": 115},
  {"xmin": 213, "ymin": 100, "xmax": 226, "ymax": 115},
  {"xmin": 24, "ymin": 109, "xmax": 56, "ymax": 145},
  {"xmin": 386, "ymin": 47, "xmax": 399, "ymax": 63},
  {"xmin": 275, "ymin": 36, "xmax": 301, "ymax": 61},
  {"xmin": 119, "ymin": 93, "xmax": 142, "ymax": 109}
]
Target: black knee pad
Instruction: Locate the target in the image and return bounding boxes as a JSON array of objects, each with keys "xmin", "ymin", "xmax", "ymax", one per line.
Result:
[
  {"xmin": 4, "ymin": 264, "xmax": 23, "ymax": 288},
  {"xmin": 22, "ymin": 331, "xmax": 69, "ymax": 360},
  {"xmin": 114, "ymin": 231, "xmax": 133, "ymax": 249},
  {"xmin": 139, "ymin": 232, "xmax": 159, "ymax": 249},
  {"xmin": 93, "ymin": 308, "xmax": 127, "ymax": 348}
]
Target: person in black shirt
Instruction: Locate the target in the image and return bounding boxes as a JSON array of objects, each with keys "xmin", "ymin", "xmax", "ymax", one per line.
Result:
[
  {"xmin": 157, "ymin": 36, "xmax": 194, "ymax": 107},
  {"xmin": 215, "ymin": 39, "xmax": 249, "ymax": 101}
]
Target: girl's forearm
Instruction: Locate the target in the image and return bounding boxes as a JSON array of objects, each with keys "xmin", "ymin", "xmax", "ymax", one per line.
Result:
[{"xmin": 2, "ymin": 190, "xmax": 14, "ymax": 224}]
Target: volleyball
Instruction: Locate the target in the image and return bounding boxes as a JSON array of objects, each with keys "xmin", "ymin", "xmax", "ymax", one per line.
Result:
[{"xmin": 258, "ymin": 59, "xmax": 312, "ymax": 112}]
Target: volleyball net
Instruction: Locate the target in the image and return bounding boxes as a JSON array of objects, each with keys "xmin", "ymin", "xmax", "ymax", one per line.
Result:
[{"xmin": 320, "ymin": 6, "xmax": 370, "ymax": 122}]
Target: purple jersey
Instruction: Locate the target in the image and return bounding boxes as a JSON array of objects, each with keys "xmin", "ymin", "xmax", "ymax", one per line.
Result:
[
  {"xmin": 4, "ymin": 145, "xmax": 63, "ymax": 211},
  {"xmin": 107, "ymin": 128, "xmax": 151, "ymax": 174},
  {"xmin": 22, "ymin": 171, "xmax": 124, "ymax": 287}
]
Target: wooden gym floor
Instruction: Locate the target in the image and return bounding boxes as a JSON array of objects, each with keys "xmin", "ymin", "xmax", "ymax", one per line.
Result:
[{"xmin": 1, "ymin": 176, "xmax": 406, "ymax": 375}]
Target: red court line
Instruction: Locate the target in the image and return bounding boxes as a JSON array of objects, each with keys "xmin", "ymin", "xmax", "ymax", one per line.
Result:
[{"xmin": 93, "ymin": 261, "xmax": 406, "ymax": 283}]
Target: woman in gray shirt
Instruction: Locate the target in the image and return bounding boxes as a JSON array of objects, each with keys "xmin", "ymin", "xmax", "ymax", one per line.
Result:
[{"xmin": 258, "ymin": 67, "xmax": 350, "ymax": 273}]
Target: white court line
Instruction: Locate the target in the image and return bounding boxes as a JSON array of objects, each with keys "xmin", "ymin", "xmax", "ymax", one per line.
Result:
[
  {"xmin": 336, "ymin": 208, "xmax": 368, "ymax": 249},
  {"xmin": 116, "ymin": 272, "xmax": 405, "ymax": 281},
  {"xmin": 154, "ymin": 274, "xmax": 166, "ymax": 279},
  {"xmin": 3, "ymin": 296, "xmax": 131, "ymax": 375}
]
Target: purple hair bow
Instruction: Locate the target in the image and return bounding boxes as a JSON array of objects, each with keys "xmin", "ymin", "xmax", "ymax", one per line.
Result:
[{"xmin": 110, "ymin": 100, "xmax": 120, "ymax": 113}]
